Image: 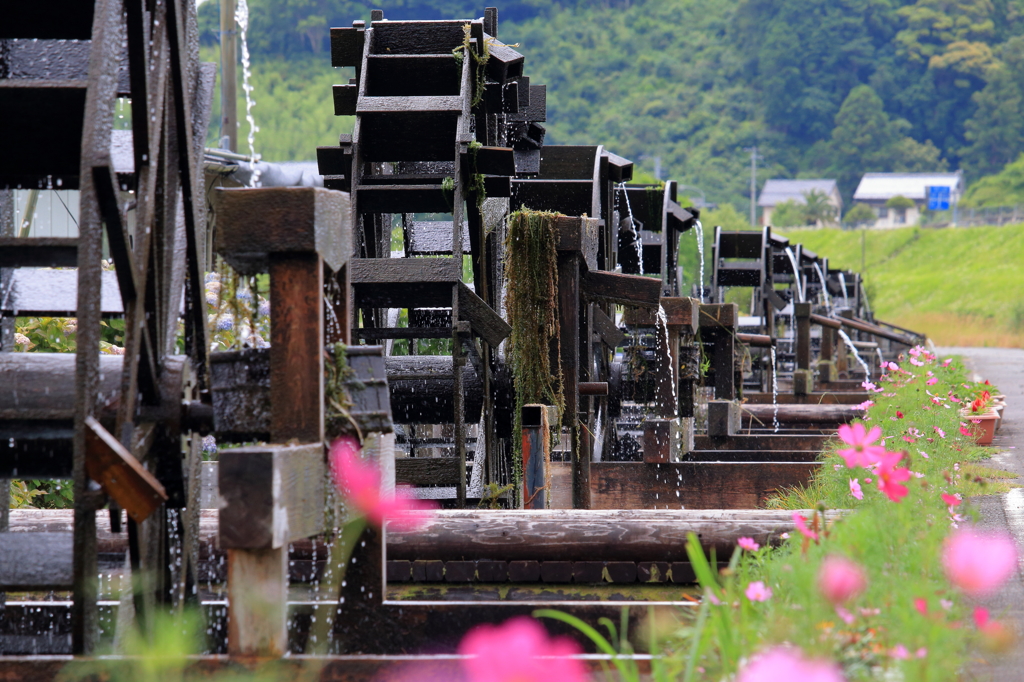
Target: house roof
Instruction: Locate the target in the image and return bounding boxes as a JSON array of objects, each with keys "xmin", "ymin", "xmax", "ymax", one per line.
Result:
[
  {"xmin": 853, "ymin": 172, "xmax": 963, "ymax": 202},
  {"xmin": 757, "ymin": 179, "xmax": 839, "ymax": 207}
]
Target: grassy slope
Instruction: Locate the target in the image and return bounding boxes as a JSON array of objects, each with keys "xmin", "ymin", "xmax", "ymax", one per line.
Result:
[{"xmin": 777, "ymin": 225, "xmax": 1024, "ymax": 347}]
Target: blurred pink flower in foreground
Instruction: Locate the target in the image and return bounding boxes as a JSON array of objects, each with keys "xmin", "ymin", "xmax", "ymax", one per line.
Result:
[
  {"xmin": 330, "ymin": 435, "xmax": 436, "ymax": 528},
  {"xmin": 875, "ymin": 451, "xmax": 911, "ymax": 502},
  {"xmin": 745, "ymin": 581, "xmax": 772, "ymax": 602},
  {"xmin": 943, "ymin": 528, "xmax": 1018, "ymax": 598},
  {"xmin": 458, "ymin": 616, "xmax": 587, "ymax": 682},
  {"xmin": 793, "ymin": 513, "xmax": 819, "ymax": 541},
  {"xmin": 836, "ymin": 423, "xmax": 886, "ymax": 468},
  {"xmin": 736, "ymin": 646, "xmax": 844, "ymax": 682},
  {"xmin": 818, "ymin": 555, "xmax": 867, "ymax": 605},
  {"xmin": 738, "ymin": 537, "xmax": 760, "ymax": 552}
]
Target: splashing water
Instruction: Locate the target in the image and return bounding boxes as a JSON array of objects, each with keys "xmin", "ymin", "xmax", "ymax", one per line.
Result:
[
  {"xmin": 838, "ymin": 272, "xmax": 851, "ymax": 308},
  {"xmin": 592, "ymin": 404, "xmax": 603, "ymax": 463},
  {"xmin": 813, "ymin": 262, "xmax": 832, "ymax": 312},
  {"xmin": 656, "ymin": 305, "xmax": 678, "ymax": 410},
  {"xmin": 876, "ymin": 347, "xmax": 884, "ymax": 368},
  {"xmin": 235, "ymin": 0, "xmax": 260, "ymax": 187},
  {"xmin": 617, "ymin": 183, "xmax": 643, "ymax": 275},
  {"xmin": 838, "ymin": 329, "xmax": 870, "ymax": 376},
  {"xmin": 784, "ymin": 247, "xmax": 804, "ymax": 302},
  {"xmin": 694, "ymin": 220, "xmax": 705, "ymax": 302},
  {"xmin": 770, "ymin": 346, "xmax": 779, "ymax": 433}
]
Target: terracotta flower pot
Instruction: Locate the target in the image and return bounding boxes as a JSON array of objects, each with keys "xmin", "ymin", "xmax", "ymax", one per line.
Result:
[{"xmin": 962, "ymin": 409, "xmax": 999, "ymax": 445}]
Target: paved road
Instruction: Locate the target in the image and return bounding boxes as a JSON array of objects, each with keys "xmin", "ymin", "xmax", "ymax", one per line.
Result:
[{"xmin": 937, "ymin": 348, "xmax": 1024, "ymax": 681}]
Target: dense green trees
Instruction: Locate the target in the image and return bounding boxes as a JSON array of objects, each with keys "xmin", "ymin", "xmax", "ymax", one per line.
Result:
[{"xmin": 200, "ymin": 0, "xmax": 1024, "ymax": 211}]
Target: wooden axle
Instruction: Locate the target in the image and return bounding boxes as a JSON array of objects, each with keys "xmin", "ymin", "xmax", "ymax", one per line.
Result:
[{"xmin": 385, "ymin": 510, "xmax": 837, "ymax": 562}]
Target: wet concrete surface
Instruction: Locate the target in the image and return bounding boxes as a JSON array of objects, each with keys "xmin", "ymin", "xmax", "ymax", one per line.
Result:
[{"xmin": 937, "ymin": 348, "xmax": 1024, "ymax": 681}]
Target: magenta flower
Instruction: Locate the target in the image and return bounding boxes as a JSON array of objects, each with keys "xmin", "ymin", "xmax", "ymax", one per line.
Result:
[
  {"xmin": 875, "ymin": 451, "xmax": 911, "ymax": 502},
  {"xmin": 793, "ymin": 513, "xmax": 819, "ymax": 541},
  {"xmin": 459, "ymin": 617, "xmax": 587, "ymax": 682},
  {"xmin": 849, "ymin": 478, "xmax": 863, "ymax": 500},
  {"xmin": 933, "ymin": 426, "xmax": 946, "ymax": 439},
  {"xmin": 745, "ymin": 581, "xmax": 772, "ymax": 602},
  {"xmin": 943, "ymin": 528, "xmax": 1018, "ymax": 598},
  {"xmin": 836, "ymin": 423, "xmax": 886, "ymax": 468},
  {"xmin": 818, "ymin": 555, "xmax": 867, "ymax": 605},
  {"xmin": 738, "ymin": 537, "xmax": 760, "ymax": 552},
  {"xmin": 941, "ymin": 493, "xmax": 961, "ymax": 507},
  {"xmin": 736, "ymin": 647, "xmax": 844, "ymax": 682},
  {"xmin": 329, "ymin": 436, "xmax": 436, "ymax": 528}
]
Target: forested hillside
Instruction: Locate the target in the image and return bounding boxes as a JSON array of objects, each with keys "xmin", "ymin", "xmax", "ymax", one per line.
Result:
[{"xmin": 198, "ymin": 0, "xmax": 1024, "ymax": 212}]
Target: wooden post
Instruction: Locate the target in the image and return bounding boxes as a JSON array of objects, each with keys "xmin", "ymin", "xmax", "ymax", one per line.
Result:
[
  {"xmin": 521, "ymin": 405, "xmax": 550, "ymax": 509},
  {"xmin": 794, "ymin": 302, "xmax": 811, "ymax": 371},
  {"xmin": 269, "ymin": 253, "xmax": 325, "ymax": 444},
  {"xmin": 220, "ymin": 0, "xmax": 237, "ymax": 151},
  {"xmin": 699, "ymin": 304, "xmax": 737, "ymax": 401},
  {"xmin": 557, "ymin": 252, "xmax": 585, "ymax": 508}
]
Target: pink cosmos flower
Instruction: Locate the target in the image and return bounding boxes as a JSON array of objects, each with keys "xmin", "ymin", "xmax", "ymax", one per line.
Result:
[
  {"xmin": 736, "ymin": 647, "xmax": 844, "ymax": 682},
  {"xmin": 926, "ymin": 377, "xmax": 938, "ymax": 385},
  {"xmin": 942, "ymin": 358, "xmax": 953, "ymax": 367},
  {"xmin": 933, "ymin": 426, "xmax": 946, "ymax": 439},
  {"xmin": 855, "ymin": 400, "xmax": 875, "ymax": 411},
  {"xmin": 836, "ymin": 606, "xmax": 855, "ymax": 624},
  {"xmin": 891, "ymin": 644, "xmax": 910, "ymax": 659},
  {"xmin": 886, "ymin": 361, "xmax": 900, "ymax": 371},
  {"xmin": 849, "ymin": 478, "xmax": 863, "ymax": 500},
  {"xmin": 959, "ymin": 424, "xmax": 973, "ymax": 437},
  {"xmin": 738, "ymin": 537, "xmax": 760, "ymax": 552},
  {"xmin": 818, "ymin": 555, "xmax": 867, "ymax": 605},
  {"xmin": 914, "ymin": 598, "xmax": 928, "ymax": 615},
  {"xmin": 910, "ymin": 358, "xmax": 924, "ymax": 367},
  {"xmin": 943, "ymin": 528, "xmax": 1018, "ymax": 598},
  {"xmin": 745, "ymin": 581, "xmax": 772, "ymax": 602},
  {"xmin": 329, "ymin": 436, "xmax": 436, "ymax": 528},
  {"xmin": 459, "ymin": 616, "xmax": 587, "ymax": 682},
  {"xmin": 793, "ymin": 513, "xmax": 819, "ymax": 541},
  {"xmin": 836, "ymin": 423, "xmax": 886, "ymax": 468},
  {"xmin": 942, "ymin": 493, "xmax": 961, "ymax": 507},
  {"xmin": 875, "ymin": 451, "xmax": 911, "ymax": 502},
  {"xmin": 862, "ymin": 380, "xmax": 877, "ymax": 391},
  {"xmin": 895, "ymin": 411, "xmax": 904, "ymax": 419}
]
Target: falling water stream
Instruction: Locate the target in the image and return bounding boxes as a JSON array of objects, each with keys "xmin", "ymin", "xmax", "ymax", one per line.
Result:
[
  {"xmin": 838, "ymin": 272, "xmax": 851, "ymax": 308},
  {"xmin": 617, "ymin": 183, "xmax": 643, "ymax": 275},
  {"xmin": 235, "ymin": 0, "xmax": 260, "ymax": 186},
  {"xmin": 656, "ymin": 305, "xmax": 678, "ymax": 409},
  {"xmin": 770, "ymin": 346, "xmax": 779, "ymax": 432},
  {"xmin": 783, "ymin": 247, "xmax": 804, "ymax": 302},
  {"xmin": 693, "ymin": 220, "xmax": 705, "ymax": 302},
  {"xmin": 813, "ymin": 262, "xmax": 833, "ymax": 312},
  {"xmin": 838, "ymin": 328, "xmax": 871, "ymax": 376}
]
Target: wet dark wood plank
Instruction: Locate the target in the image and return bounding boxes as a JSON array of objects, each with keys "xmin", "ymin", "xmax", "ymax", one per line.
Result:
[
  {"xmin": 386, "ymin": 508, "xmax": 826, "ymax": 562},
  {"xmin": 269, "ymin": 252, "xmax": 325, "ymax": 444},
  {"xmin": 581, "ymin": 270, "xmax": 661, "ymax": 308},
  {"xmin": 550, "ymin": 461, "xmax": 817, "ymax": 511}
]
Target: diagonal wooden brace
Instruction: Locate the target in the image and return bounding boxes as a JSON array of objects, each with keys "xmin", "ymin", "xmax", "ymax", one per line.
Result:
[{"xmin": 83, "ymin": 416, "xmax": 167, "ymax": 523}]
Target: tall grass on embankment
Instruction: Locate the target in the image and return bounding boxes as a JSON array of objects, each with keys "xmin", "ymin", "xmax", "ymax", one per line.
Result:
[{"xmin": 777, "ymin": 224, "xmax": 1024, "ymax": 347}]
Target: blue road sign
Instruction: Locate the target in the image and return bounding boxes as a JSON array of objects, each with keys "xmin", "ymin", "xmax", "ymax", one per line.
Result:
[{"xmin": 928, "ymin": 185, "xmax": 950, "ymax": 211}]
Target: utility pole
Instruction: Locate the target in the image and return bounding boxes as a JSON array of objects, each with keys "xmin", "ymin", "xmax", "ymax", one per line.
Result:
[
  {"xmin": 743, "ymin": 146, "xmax": 758, "ymax": 227},
  {"xmin": 221, "ymin": 0, "xmax": 238, "ymax": 151}
]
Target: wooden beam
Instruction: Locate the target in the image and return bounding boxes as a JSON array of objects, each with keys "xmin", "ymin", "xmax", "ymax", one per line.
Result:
[
  {"xmin": 581, "ymin": 270, "xmax": 661, "ymax": 308},
  {"xmin": 395, "ymin": 458, "xmax": 460, "ymax": 486},
  {"xmin": 218, "ymin": 443, "xmax": 325, "ymax": 550},
  {"xmin": 549, "ymin": 461, "xmax": 818, "ymax": 510},
  {"xmin": 693, "ymin": 434, "xmax": 830, "ymax": 451},
  {"xmin": 385, "ymin": 509, "xmax": 833, "ymax": 561},
  {"xmin": 590, "ymin": 304, "xmax": 625, "ymax": 349},
  {"xmin": 458, "ymin": 282, "xmax": 511, "ymax": 347},
  {"xmin": 699, "ymin": 303, "xmax": 737, "ymax": 328},
  {"xmin": 83, "ymin": 416, "xmax": 167, "ymax": 523},
  {"xmin": 269, "ymin": 252, "xmax": 324, "ymax": 444},
  {"xmin": 0, "ymin": 532, "xmax": 73, "ymax": 589},
  {"xmin": 741, "ymin": 403, "xmax": 859, "ymax": 425}
]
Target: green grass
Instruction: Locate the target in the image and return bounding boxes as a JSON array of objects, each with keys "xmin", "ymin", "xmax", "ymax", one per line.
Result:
[
  {"xmin": 650, "ymin": 352, "xmax": 1014, "ymax": 680},
  {"xmin": 778, "ymin": 225, "xmax": 1024, "ymax": 347}
]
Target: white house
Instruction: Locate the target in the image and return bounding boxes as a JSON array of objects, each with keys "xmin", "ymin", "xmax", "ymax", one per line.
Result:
[
  {"xmin": 757, "ymin": 179, "xmax": 842, "ymax": 227},
  {"xmin": 851, "ymin": 171, "xmax": 964, "ymax": 228}
]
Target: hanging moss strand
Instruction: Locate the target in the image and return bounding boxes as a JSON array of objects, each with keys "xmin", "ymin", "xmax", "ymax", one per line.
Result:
[{"xmin": 503, "ymin": 208, "xmax": 565, "ymax": 499}]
